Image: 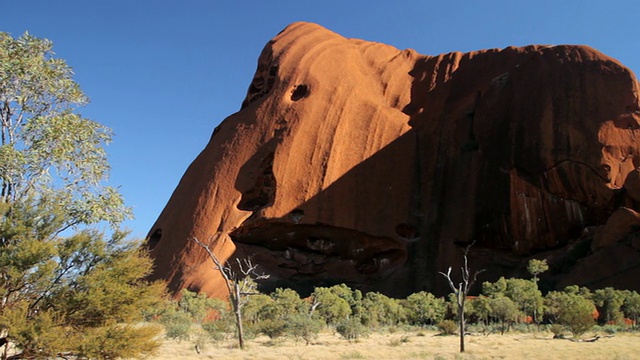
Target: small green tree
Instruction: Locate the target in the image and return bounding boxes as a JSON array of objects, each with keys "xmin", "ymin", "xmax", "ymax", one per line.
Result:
[
  {"xmin": 156, "ymin": 288, "xmax": 231, "ymax": 348},
  {"xmin": 592, "ymin": 287, "xmax": 626, "ymax": 325},
  {"xmin": 545, "ymin": 291, "xmax": 596, "ymax": 338},
  {"xmin": 311, "ymin": 286, "xmax": 351, "ymax": 325},
  {"xmin": 336, "ymin": 317, "xmax": 367, "ymax": 341},
  {"xmin": 622, "ymin": 290, "xmax": 640, "ymax": 329},
  {"xmin": 257, "ymin": 288, "xmax": 308, "ymax": 340},
  {"xmin": 489, "ymin": 296, "xmax": 520, "ymax": 335},
  {"xmin": 361, "ymin": 292, "xmax": 406, "ymax": 327},
  {"xmin": 0, "ymin": 231, "xmax": 165, "ymax": 358},
  {"xmin": 0, "ymin": 31, "xmax": 129, "ymax": 228},
  {"xmin": 527, "ymin": 259, "xmax": 549, "ymax": 284},
  {"xmin": 484, "ymin": 277, "xmax": 543, "ymax": 324},
  {"xmin": 285, "ymin": 313, "xmax": 324, "ymax": 345},
  {"xmin": 404, "ymin": 291, "xmax": 446, "ymax": 326}
]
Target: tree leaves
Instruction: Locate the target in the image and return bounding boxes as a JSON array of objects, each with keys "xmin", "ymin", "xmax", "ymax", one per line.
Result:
[{"xmin": 0, "ymin": 31, "xmax": 129, "ymax": 226}]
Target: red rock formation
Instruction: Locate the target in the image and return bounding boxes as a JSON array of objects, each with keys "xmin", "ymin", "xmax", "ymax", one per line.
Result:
[{"xmin": 147, "ymin": 22, "xmax": 640, "ymax": 298}]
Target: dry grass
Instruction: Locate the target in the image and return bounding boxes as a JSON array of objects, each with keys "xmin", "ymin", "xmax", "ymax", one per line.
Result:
[{"xmin": 149, "ymin": 329, "xmax": 640, "ymax": 360}]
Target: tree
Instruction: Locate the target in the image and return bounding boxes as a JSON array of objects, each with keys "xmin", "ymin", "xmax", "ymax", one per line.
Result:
[
  {"xmin": 622, "ymin": 291, "xmax": 640, "ymax": 330},
  {"xmin": 591, "ymin": 287, "xmax": 625, "ymax": 325},
  {"xmin": 310, "ymin": 286, "xmax": 351, "ymax": 326},
  {"xmin": 258, "ymin": 288, "xmax": 307, "ymax": 340},
  {"xmin": 361, "ymin": 292, "xmax": 406, "ymax": 327},
  {"xmin": 439, "ymin": 242, "xmax": 485, "ymax": 353},
  {"xmin": 527, "ymin": 259, "xmax": 548, "ymax": 284},
  {"xmin": 488, "ymin": 296, "xmax": 520, "ymax": 335},
  {"xmin": 0, "ymin": 229, "xmax": 165, "ymax": 359},
  {"xmin": 483, "ymin": 277, "xmax": 543, "ymax": 324},
  {"xmin": 404, "ymin": 291, "xmax": 446, "ymax": 326},
  {"xmin": 0, "ymin": 32, "xmax": 162, "ymax": 359},
  {"xmin": 0, "ymin": 32, "xmax": 129, "ymax": 229},
  {"xmin": 557, "ymin": 293, "xmax": 596, "ymax": 337},
  {"xmin": 193, "ymin": 236, "xmax": 269, "ymax": 350},
  {"xmin": 545, "ymin": 290, "xmax": 596, "ymax": 338}
]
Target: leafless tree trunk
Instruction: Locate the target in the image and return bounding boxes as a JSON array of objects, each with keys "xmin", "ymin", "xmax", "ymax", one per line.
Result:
[
  {"xmin": 193, "ymin": 237, "xmax": 269, "ymax": 350},
  {"xmin": 439, "ymin": 242, "xmax": 484, "ymax": 353}
]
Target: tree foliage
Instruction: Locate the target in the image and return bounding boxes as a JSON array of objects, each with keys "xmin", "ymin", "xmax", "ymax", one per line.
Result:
[
  {"xmin": 0, "ymin": 227, "xmax": 165, "ymax": 358},
  {"xmin": 311, "ymin": 286, "xmax": 352, "ymax": 325},
  {"xmin": 544, "ymin": 290, "xmax": 596, "ymax": 337},
  {"xmin": 0, "ymin": 32, "xmax": 162, "ymax": 358},
  {"xmin": 527, "ymin": 259, "xmax": 548, "ymax": 283},
  {"xmin": 404, "ymin": 291, "xmax": 446, "ymax": 326},
  {"xmin": 591, "ymin": 287, "xmax": 626, "ymax": 325},
  {"xmin": 482, "ymin": 277, "xmax": 543, "ymax": 324},
  {"xmin": 0, "ymin": 32, "xmax": 130, "ymax": 228}
]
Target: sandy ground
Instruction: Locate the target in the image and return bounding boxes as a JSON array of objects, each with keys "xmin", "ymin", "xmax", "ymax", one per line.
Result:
[{"xmin": 149, "ymin": 330, "xmax": 640, "ymax": 360}]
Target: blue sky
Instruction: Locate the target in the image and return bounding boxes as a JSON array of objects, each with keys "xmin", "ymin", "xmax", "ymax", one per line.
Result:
[{"xmin": 2, "ymin": 1, "xmax": 639, "ymax": 238}]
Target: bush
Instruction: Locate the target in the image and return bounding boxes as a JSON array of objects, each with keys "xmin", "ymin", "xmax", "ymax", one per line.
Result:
[
  {"xmin": 549, "ymin": 324, "xmax": 565, "ymax": 338},
  {"xmin": 336, "ymin": 318, "xmax": 368, "ymax": 341},
  {"xmin": 598, "ymin": 324, "xmax": 622, "ymax": 335},
  {"xmin": 437, "ymin": 320, "xmax": 457, "ymax": 335},
  {"xmin": 557, "ymin": 294, "xmax": 596, "ymax": 337},
  {"xmin": 259, "ymin": 319, "xmax": 288, "ymax": 339},
  {"xmin": 286, "ymin": 314, "xmax": 324, "ymax": 345},
  {"xmin": 202, "ymin": 320, "xmax": 231, "ymax": 342},
  {"xmin": 158, "ymin": 306, "xmax": 193, "ymax": 341}
]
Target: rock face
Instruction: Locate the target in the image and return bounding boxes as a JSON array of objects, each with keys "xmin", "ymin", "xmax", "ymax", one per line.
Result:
[{"xmin": 147, "ymin": 22, "xmax": 640, "ymax": 298}]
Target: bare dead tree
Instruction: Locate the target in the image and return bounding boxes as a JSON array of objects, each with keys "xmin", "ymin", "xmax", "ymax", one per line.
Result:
[
  {"xmin": 192, "ymin": 237, "xmax": 269, "ymax": 350},
  {"xmin": 439, "ymin": 242, "xmax": 485, "ymax": 353}
]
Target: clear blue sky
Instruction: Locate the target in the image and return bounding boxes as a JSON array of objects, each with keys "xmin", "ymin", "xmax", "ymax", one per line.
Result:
[{"xmin": 2, "ymin": 1, "xmax": 639, "ymax": 238}]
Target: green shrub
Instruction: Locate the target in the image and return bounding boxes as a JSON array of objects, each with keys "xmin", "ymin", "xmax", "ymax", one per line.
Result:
[
  {"xmin": 336, "ymin": 318, "xmax": 368, "ymax": 341},
  {"xmin": 158, "ymin": 306, "xmax": 193, "ymax": 341},
  {"xmin": 549, "ymin": 324, "xmax": 565, "ymax": 338},
  {"xmin": 437, "ymin": 320, "xmax": 457, "ymax": 335},
  {"xmin": 286, "ymin": 314, "xmax": 324, "ymax": 345},
  {"xmin": 259, "ymin": 319, "xmax": 288, "ymax": 339},
  {"xmin": 202, "ymin": 320, "xmax": 230, "ymax": 342}
]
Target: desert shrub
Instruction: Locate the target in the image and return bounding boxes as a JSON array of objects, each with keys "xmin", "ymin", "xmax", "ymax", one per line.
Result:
[
  {"xmin": 437, "ymin": 320, "xmax": 458, "ymax": 335},
  {"xmin": 259, "ymin": 319, "xmax": 288, "ymax": 339},
  {"xmin": 286, "ymin": 314, "xmax": 324, "ymax": 345},
  {"xmin": 549, "ymin": 324, "xmax": 565, "ymax": 338},
  {"xmin": 489, "ymin": 296, "xmax": 520, "ymax": 334},
  {"xmin": 311, "ymin": 286, "xmax": 352, "ymax": 325},
  {"xmin": 158, "ymin": 305, "xmax": 193, "ymax": 341},
  {"xmin": 404, "ymin": 291, "xmax": 446, "ymax": 326},
  {"xmin": 598, "ymin": 324, "xmax": 623, "ymax": 335},
  {"xmin": 555, "ymin": 293, "xmax": 596, "ymax": 337},
  {"xmin": 336, "ymin": 318, "xmax": 368, "ymax": 341},
  {"xmin": 361, "ymin": 292, "xmax": 406, "ymax": 327},
  {"xmin": 202, "ymin": 320, "xmax": 231, "ymax": 342},
  {"xmin": 388, "ymin": 334, "xmax": 411, "ymax": 346}
]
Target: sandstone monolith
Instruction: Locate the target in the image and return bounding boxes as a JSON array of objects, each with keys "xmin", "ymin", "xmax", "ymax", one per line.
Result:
[{"xmin": 147, "ymin": 22, "xmax": 640, "ymax": 298}]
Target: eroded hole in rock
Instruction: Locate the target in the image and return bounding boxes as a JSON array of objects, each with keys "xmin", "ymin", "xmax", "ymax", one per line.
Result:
[
  {"xmin": 148, "ymin": 228, "xmax": 162, "ymax": 250},
  {"xmin": 395, "ymin": 223, "xmax": 419, "ymax": 239},
  {"xmin": 289, "ymin": 209, "xmax": 304, "ymax": 224},
  {"xmin": 290, "ymin": 84, "xmax": 308, "ymax": 101},
  {"xmin": 241, "ymin": 51, "xmax": 278, "ymax": 109},
  {"xmin": 238, "ymin": 152, "xmax": 276, "ymax": 211}
]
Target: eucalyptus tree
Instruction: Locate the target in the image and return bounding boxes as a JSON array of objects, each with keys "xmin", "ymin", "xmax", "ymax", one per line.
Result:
[
  {"xmin": 0, "ymin": 32, "xmax": 162, "ymax": 359},
  {"xmin": 0, "ymin": 31, "xmax": 129, "ymax": 229}
]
